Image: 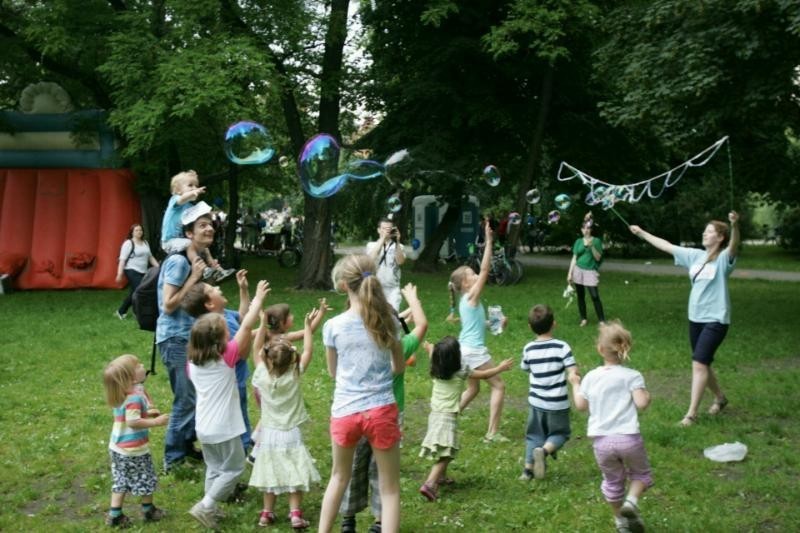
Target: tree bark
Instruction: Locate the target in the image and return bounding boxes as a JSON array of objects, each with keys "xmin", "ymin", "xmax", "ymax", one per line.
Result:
[
  {"xmin": 297, "ymin": 0, "xmax": 349, "ymax": 289},
  {"xmin": 508, "ymin": 64, "xmax": 554, "ymax": 252}
]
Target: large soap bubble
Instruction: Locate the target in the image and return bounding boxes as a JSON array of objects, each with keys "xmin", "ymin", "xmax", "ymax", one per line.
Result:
[
  {"xmin": 525, "ymin": 188, "xmax": 541, "ymax": 204},
  {"xmin": 387, "ymin": 193, "xmax": 402, "ymax": 213},
  {"xmin": 298, "ymin": 134, "xmax": 345, "ymax": 198},
  {"xmin": 224, "ymin": 121, "xmax": 275, "ymax": 165},
  {"xmin": 483, "ymin": 165, "xmax": 501, "ymax": 187},
  {"xmin": 508, "ymin": 212, "xmax": 521, "ymax": 225},
  {"xmin": 554, "ymin": 193, "xmax": 572, "ymax": 211},
  {"xmin": 278, "ymin": 155, "xmax": 290, "ymax": 168},
  {"xmin": 547, "ymin": 210, "xmax": 561, "ymax": 224}
]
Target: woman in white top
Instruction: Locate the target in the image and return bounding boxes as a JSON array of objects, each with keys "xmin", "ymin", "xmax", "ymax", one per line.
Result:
[{"xmin": 116, "ymin": 224, "xmax": 158, "ymax": 319}]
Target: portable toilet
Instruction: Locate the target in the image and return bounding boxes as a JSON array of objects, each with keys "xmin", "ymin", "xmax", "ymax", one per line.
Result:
[{"xmin": 412, "ymin": 195, "xmax": 479, "ymax": 258}]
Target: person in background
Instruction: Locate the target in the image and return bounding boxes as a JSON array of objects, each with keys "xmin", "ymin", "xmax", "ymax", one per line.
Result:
[{"xmin": 116, "ymin": 224, "xmax": 158, "ymax": 320}]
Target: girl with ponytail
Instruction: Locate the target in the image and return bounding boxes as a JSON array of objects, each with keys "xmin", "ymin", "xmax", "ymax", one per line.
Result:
[{"xmin": 318, "ymin": 254, "xmax": 403, "ymax": 533}]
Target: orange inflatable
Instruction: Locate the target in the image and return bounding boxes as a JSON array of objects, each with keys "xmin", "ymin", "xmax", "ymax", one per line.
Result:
[{"xmin": 0, "ymin": 168, "xmax": 140, "ymax": 289}]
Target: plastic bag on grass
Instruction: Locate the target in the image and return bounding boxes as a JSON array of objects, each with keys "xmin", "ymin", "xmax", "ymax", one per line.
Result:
[{"xmin": 703, "ymin": 441, "xmax": 748, "ymax": 462}]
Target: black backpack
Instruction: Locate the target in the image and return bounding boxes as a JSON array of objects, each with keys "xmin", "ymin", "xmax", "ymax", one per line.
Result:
[{"xmin": 131, "ymin": 251, "xmax": 186, "ymax": 332}]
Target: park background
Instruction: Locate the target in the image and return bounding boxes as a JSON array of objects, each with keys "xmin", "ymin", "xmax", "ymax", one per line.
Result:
[{"xmin": 1, "ymin": 0, "xmax": 799, "ymax": 531}]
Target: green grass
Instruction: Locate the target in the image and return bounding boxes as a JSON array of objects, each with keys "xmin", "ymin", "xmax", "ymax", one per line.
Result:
[
  {"xmin": 600, "ymin": 243, "xmax": 800, "ymax": 272},
  {"xmin": 1, "ymin": 257, "xmax": 798, "ymax": 531}
]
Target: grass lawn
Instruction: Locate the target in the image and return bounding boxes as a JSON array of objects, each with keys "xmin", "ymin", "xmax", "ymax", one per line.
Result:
[{"xmin": 1, "ymin": 256, "xmax": 798, "ymax": 532}]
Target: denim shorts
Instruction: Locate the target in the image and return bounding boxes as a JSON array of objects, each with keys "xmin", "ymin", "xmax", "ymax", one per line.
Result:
[{"xmin": 689, "ymin": 321, "xmax": 729, "ymax": 365}]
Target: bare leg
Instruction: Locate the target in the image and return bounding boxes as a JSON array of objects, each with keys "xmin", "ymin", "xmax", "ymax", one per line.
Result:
[
  {"xmin": 459, "ymin": 377, "xmax": 480, "ymax": 412},
  {"xmin": 318, "ymin": 443, "xmax": 356, "ymax": 533},
  {"xmin": 424, "ymin": 458, "xmax": 451, "ymax": 487},
  {"xmin": 706, "ymin": 366, "xmax": 723, "ymax": 400},
  {"xmin": 485, "ymin": 373, "xmax": 506, "ymax": 436},
  {"xmin": 372, "ymin": 444, "xmax": 401, "ymax": 533},
  {"xmin": 686, "ymin": 361, "xmax": 710, "ymax": 419},
  {"xmin": 263, "ymin": 492, "xmax": 276, "ymax": 511}
]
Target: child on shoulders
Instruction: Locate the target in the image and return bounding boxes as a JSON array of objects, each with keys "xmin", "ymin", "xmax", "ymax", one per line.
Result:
[{"xmin": 519, "ymin": 304, "xmax": 579, "ymax": 480}]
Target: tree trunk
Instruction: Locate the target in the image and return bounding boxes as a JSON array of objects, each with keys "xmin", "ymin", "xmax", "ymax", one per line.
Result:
[
  {"xmin": 508, "ymin": 65, "xmax": 554, "ymax": 252},
  {"xmin": 297, "ymin": 0, "xmax": 349, "ymax": 289},
  {"xmin": 226, "ymin": 164, "xmax": 240, "ymax": 269},
  {"xmin": 413, "ymin": 200, "xmax": 461, "ymax": 273}
]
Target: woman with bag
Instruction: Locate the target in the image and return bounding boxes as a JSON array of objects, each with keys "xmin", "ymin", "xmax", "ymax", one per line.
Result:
[{"xmin": 116, "ymin": 224, "xmax": 158, "ymax": 319}]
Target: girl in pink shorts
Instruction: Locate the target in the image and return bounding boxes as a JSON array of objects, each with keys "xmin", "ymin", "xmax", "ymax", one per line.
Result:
[
  {"xmin": 570, "ymin": 321, "xmax": 653, "ymax": 533},
  {"xmin": 318, "ymin": 254, "xmax": 405, "ymax": 533}
]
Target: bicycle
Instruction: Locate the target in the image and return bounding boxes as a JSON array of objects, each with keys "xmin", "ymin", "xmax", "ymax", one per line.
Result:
[{"xmin": 463, "ymin": 242, "xmax": 516, "ymax": 286}]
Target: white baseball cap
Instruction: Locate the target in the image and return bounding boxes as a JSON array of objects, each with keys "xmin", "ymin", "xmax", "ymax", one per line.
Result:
[{"xmin": 181, "ymin": 201, "xmax": 213, "ymax": 226}]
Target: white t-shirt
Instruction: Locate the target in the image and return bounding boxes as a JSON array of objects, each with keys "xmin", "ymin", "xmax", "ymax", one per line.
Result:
[
  {"xmin": 188, "ymin": 339, "xmax": 245, "ymax": 444},
  {"xmin": 322, "ymin": 311, "xmax": 395, "ymax": 418},
  {"xmin": 578, "ymin": 365, "xmax": 646, "ymax": 437},
  {"xmin": 365, "ymin": 240, "xmax": 404, "ymax": 310},
  {"xmin": 119, "ymin": 240, "xmax": 153, "ymax": 274}
]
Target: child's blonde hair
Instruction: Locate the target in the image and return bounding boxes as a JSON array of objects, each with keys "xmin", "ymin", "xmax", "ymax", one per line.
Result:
[
  {"xmin": 188, "ymin": 313, "xmax": 228, "ymax": 366},
  {"xmin": 170, "ymin": 170, "xmax": 198, "ymax": 194},
  {"xmin": 331, "ymin": 254, "xmax": 398, "ymax": 350},
  {"xmin": 597, "ymin": 320, "xmax": 633, "ymax": 362},
  {"xmin": 262, "ymin": 340, "xmax": 300, "ymax": 378},
  {"xmin": 103, "ymin": 354, "xmax": 139, "ymax": 407},
  {"xmin": 448, "ymin": 265, "xmax": 471, "ymax": 310}
]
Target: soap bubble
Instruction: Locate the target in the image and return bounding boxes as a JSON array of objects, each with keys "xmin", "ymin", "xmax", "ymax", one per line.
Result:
[
  {"xmin": 224, "ymin": 121, "xmax": 275, "ymax": 165},
  {"xmin": 279, "ymin": 155, "xmax": 290, "ymax": 168},
  {"xmin": 387, "ymin": 193, "xmax": 402, "ymax": 213},
  {"xmin": 298, "ymin": 134, "xmax": 344, "ymax": 198},
  {"xmin": 343, "ymin": 159, "xmax": 384, "ymax": 180},
  {"xmin": 525, "ymin": 188, "xmax": 541, "ymax": 204},
  {"xmin": 554, "ymin": 193, "xmax": 571, "ymax": 210},
  {"xmin": 508, "ymin": 212, "xmax": 521, "ymax": 225},
  {"xmin": 483, "ymin": 165, "xmax": 501, "ymax": 187},
  {"xmin": 384, "ymin": 149, "xmax": 410, "ymax": 167},
  {"xmin": 601, "ymin": 194, "xmax": 616, "ymax": 210},
  {"xmin": 547, "ymin": 210, "xmax": 561, "ymax": 224}
]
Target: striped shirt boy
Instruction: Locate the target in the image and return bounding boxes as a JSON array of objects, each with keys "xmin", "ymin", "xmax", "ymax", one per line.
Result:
[{"xmin": 520, "ymin": 338, "xmax": 576, "ymax": 411}]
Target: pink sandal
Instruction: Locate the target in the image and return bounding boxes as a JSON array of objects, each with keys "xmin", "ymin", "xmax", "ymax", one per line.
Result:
[
  {"xmin": 419, "ymin": 482, "xmax": 438, "ymax": 502},
  {"xmin": 289, "ymin": 509, "xmax": 309, "ymax": 530},
  {"xmin": 258, "ymin": 510, "xmax": 276, "ymax": 527}
]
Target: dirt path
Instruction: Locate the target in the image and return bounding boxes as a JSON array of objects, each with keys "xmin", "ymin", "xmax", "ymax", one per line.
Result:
[{"xmin": 335, "ymin": 246, "xmax": 800, "ymax": 282}]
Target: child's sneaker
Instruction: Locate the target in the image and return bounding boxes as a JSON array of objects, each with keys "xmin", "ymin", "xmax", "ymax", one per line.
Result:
[
  {"xmin": 620, "ymin": 500, "xmax": 644, "ymax": 533},
  {"xmin": 105, "ymin": 513, "xmax": 131, "ymax": 528},
  {"xmin": 189, "ymin": 501, "xmax": 219, "ymax": 530},
  {"xmin": 483, "ymin": 432, "xmax": 510, "ymax": 443},
  {"xmin": 202, "ymin": 267, "xmax": 216, "ymax": 281},
  {"xmin": 143, "ymin": 506, "xmax": 165, "ymax": 522},
  {"xmin": 533, "ymin": 447, "xmax": 547, "ymax": 479},
  {"xmin": 518, "ymin": 468, "xmax": 534, "ymax": 481},
  {"xmin": 114, "ymin": 311, "xmax": 126, "ymax": 320},
  {"xmin": 213, "ymin": 267, "xmax": 236, "ymax": 283}
]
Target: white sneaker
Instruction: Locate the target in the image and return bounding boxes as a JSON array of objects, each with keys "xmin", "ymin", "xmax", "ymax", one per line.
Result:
[
  {"xmin": 189, "ymin": 502, "xmax": 219, "ymax": 530},
  {"xmin": 114, "ymin": 311, "xmax": 126, "ymax": 320},
  {"xmin": 533, "ymin": 447, "xmax": 547, "ymax": 479},
  {"xmin": 620, "ymin": 500, "xmax": 644, "ymax": 533}
]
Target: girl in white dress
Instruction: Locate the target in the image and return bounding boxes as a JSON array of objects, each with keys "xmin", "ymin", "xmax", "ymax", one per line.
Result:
[{"xmin": 249, "ymin": 309, "xmax": 321, "ymax": 529}]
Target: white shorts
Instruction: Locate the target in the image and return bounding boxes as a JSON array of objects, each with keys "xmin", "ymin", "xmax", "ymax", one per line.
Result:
[{"xmin": 460, "ymin": 345, "xmax": 492, "ymax": 370}]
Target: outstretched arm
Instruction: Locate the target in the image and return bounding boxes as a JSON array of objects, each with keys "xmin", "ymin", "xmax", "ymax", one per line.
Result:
[
  {"xmin": 468, "ymin": 222, "xmax": 493, "ymax": 304},
  {"xmin": 629, "ymin": 225, "xmax": 675, "ymax": 256},
  {"xmin": 234, "ymin": 280, "xmax": 270, "ymax": 359},
  {"xmin": 252, "ymin": 311, "xmax": 268, "ymax": 368},
  {"xmin": 299, "ymin": 309, "xmax": 318, "ymax": 371},
  {"xmin": 727, "ymin": 211, "xmax": 740, "ymax": 259},
  {"xmin": 176, "ymin": 186, "xmax": 206, "ymax": 206},
  {"xmin": 401, "ymin": 283, "xmax": 428, "ymax": 343},
  {"xmin": 236, "ymin": 269, "xmax": 250, "ymax": 319},
  {"xmin": 471, "ymin": 358, "xmax": 514, "ymax": 380}
]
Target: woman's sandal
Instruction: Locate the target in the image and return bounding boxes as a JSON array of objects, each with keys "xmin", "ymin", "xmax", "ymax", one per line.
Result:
[
  {"xmin": 258, "ymin": 510, "xmax": 276, "ymax": 527},
  {"xmin": 289, "ymin": 509, "xmax": 310, "ymax": 530},
  {"xmin": 708, "ymin": 396, "xmax": 729, "ymax": 415},
  {"xmin": 679, "ymin": 414, "xmax": 698, "ymax": 427}
]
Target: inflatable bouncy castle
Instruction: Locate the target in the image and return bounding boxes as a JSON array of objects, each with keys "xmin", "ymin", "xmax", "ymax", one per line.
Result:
[{"xmin": 0, "ymin": 83, "xmax": 140, "ymax": 289}]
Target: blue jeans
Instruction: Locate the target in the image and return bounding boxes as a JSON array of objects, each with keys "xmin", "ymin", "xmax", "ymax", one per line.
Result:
[
  {"xmin": 118, "ymin": 269, "xmax": 144, "ymax": 315},
  {"xmin": 524, "ymin": 406, "xmax": 571, "ymax": 464},
  {"xmin": 158, "ymin": 337, "xmax": 197, "ymax": 467}
]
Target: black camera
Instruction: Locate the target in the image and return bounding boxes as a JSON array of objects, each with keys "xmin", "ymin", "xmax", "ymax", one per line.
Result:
[{"xmin": 390, "ymin": 227, "xmax": 399, "ymax": 241}]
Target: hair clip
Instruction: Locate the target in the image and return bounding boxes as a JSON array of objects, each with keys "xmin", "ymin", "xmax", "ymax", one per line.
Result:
[{"xmin": 361, "ymin": 271, "xmax": 372, "ymax": 278}]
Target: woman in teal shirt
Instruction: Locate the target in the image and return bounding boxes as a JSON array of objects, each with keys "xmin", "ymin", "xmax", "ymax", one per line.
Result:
[{"xmin": 567, "ymin": 215, "xmax": 606, "ymax": 327}]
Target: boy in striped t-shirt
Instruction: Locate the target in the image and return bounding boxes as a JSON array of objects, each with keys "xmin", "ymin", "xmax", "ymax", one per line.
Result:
[{"xmin": 519, "ymin": 304, "xmax": 579, "ymax": 481}]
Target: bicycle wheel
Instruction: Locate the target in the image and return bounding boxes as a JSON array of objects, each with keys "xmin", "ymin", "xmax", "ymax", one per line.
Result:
[
  {"xmin": 493, "ymin": 264, "xmax": 512, "ymax": 286},
  {"xmin": 278, "ymin": 248, "xmax": 301, "ymax": 268}
]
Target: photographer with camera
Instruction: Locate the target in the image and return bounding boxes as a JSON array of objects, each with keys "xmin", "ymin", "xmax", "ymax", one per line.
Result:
[{"xmin": 365, "ymin": 217, "xmax": 406, "ymax": 311}]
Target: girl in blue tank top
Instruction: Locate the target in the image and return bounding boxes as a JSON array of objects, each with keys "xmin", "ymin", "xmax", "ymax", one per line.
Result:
[{"xmin": 447, "ymin": 220, "xmax": 509, "ymax": 443}]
